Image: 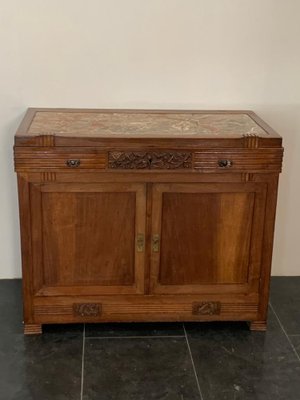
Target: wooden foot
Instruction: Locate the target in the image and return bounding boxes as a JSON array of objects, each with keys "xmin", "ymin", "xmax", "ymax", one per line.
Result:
[
  {"xmin": 249, "ymin": 321, "xmax": 267, "ymax": 331},
  {"xmin": 24, "ymin": 324, "xmax": 42, "ymax": 335}
]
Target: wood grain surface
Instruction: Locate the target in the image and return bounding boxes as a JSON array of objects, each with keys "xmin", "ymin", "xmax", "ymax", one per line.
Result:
[{"xmin": 14, "ymin": 109, "xmax": 283, "ymax": 334}]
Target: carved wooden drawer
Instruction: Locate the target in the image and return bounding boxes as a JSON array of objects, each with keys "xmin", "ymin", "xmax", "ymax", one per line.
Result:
[
  {"xmin": 193, "ymin": 148, "xmax": 283, "ymax": 173},
  {"xmin": 14, "ymin": 147, "xmax": 106, "ymax": 171},
  {"xmin": 108, "ymin": 149, "xmax": 283, "ymax": 172},
  {"xmin": 14, "ymin": 108, "xmax": 283, "ymax": 335}
]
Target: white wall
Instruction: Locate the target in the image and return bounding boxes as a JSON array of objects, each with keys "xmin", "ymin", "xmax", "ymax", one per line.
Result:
[{"xmin": 1, "ymin": 0, "xmax": 299, "ymax": 278}]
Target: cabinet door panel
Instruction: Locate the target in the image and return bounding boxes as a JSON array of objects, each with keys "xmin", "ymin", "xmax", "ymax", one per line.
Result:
[
  {"xmin": 30, "ymin": 183, "xmax": 146, "ymax": 296},
  {"xmin": 150, "ymin": 183, "xmax": 267, "ymax": 295}
]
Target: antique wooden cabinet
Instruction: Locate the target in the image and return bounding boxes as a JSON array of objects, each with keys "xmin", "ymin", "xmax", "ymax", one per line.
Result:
[{"xmin": 14, "ymin": 109, "xmax": 283, "ymax": 334}]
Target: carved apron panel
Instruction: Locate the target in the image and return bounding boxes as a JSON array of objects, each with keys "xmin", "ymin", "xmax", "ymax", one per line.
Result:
[{"xmin": 108, "ymin": 151, "xmax": 192, "ymax": 169}]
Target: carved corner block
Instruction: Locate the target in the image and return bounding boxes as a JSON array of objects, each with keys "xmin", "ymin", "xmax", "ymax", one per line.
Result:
[
  {"xmin": 41, "ymin": 172, "xmax": 56, "ymax": 182},
  {"xmin": 73, "ymin": 303, "xmax": 102, "ymax": 317},
  {"xmin": 249, "ymin": 320, "xmax": 267, "ymax": 331},
  {"xmin": 243, "ymin": 133, "xmax": 259, "ymax": 149},
  {"xmin": 241, "ymin": 173, "xmax": 254, "ymax": 182},
  {"xmin": 192, "ymin": 301, "xmax": 221, "ymax": 316},
  {"xmin": 24, "ymin": 324, "xmax": 42, "ymax": 335},
  {"xmin": 35, "ymin": 135, "xmax": 55, "ymax": 146}
]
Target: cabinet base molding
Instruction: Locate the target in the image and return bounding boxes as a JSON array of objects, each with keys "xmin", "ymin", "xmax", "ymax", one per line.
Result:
[
  {"xmin": 24, "ymin": 324, "xmax": 42, "ymax": 335},
  {"xmin": 249, "ymin": 321, "xmax": 267, "ymax": 331}
]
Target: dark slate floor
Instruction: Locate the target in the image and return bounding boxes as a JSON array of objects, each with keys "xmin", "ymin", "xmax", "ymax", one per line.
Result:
[{"xmin": 0, "ymin": 278, "xmax": 300, "ymax": 400}]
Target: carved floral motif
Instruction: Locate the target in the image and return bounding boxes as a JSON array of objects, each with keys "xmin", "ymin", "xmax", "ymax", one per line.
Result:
[
  {"xmin": 108, "ymin": 151, "xmax": 192, "ymax": 169},
  {"xmin": 192, "ymin": 301, "xmax": 221, "ymax": 315},
  {"xmin": 73, "ymin": 303, "xmax": 101, "ymax": 317}
]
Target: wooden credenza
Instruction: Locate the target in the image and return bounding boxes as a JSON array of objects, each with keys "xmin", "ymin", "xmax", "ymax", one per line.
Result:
[{"xmin": 14, "ymin": 109, "xmax": 283, "ymax": 334}]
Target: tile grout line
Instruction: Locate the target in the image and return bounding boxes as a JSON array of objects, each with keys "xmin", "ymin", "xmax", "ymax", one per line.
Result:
[
  {"xmin": 183, "ymin": 323, "xmax": 204, "ymax": 400},
  {"xmin": 80, "ymin": 324, "xmax": 86, "ymax": 400},
  {"xmin": 269, "ymin": 302, "xmax": 300, "ymax": 363},
  {"xmin": 85, "ymin": 335, "xmax": 186, "ymax": 340}
]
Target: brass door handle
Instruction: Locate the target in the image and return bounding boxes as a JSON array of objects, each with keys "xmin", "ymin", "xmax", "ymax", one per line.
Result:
[
  {"xmin": 152, "ymin": 234, "xmax": 160, "ymax": 252},
  {"xmin": 136, "ymin": 234, "xmax": 145, "ymax": 252}
]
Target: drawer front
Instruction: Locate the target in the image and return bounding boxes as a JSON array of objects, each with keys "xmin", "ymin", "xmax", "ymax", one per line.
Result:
[
  {"xmin": 14, "ymin": 147, "xmax": 283, "ymax": 173},
  {"xmin": 14, "ymin": 148, "xmax": 107, "ymax": 171},
  {"xmin": 193, "ymin": 148, "xmax": 283, "ymax": 173},
  {"xmin": 108, "ymin": 149, "xmax": 282, "ymax": 172}
]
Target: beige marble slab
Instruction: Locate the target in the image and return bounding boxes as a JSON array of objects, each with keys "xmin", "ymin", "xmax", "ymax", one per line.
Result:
[{"xmin": 27, "ymin": 111, "xmax": 268, "ymax": 138}]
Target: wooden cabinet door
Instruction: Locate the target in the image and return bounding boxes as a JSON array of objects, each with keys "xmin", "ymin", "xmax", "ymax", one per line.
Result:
[
  {"xmin": 150, "ymin": 182, "xmax": 267, "ymax": 295},
  {"xmin": 30, "ymin": 182, "xmax": 146, "ymax": 296}
]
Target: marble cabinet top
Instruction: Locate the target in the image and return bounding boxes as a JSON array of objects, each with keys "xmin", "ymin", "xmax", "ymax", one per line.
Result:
[{"xmin": 23, "ymin": 110, "xmax": 271, "ymax": 139}]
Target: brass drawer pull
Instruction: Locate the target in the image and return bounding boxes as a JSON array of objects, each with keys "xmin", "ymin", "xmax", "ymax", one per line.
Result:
[
  {"xmin": 218, "ymin": 159, "xmax": 232, "ymax": 168},
  {"xmin": 66, "ymin": 159, "xmax": 81, "ymax": 168},
  {"xmin": 152, "ymin": 234, "xmax": 160, "ymax": 252}
]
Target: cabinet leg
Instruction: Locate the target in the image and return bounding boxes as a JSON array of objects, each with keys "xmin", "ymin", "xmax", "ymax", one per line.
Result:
[
  {"xmin": 24, "ymin": 324, "xmax": 42, "ymax": 335},
  {"xmin": 249, "ymin": 321, "xmax": 267, "ymax": 331}
]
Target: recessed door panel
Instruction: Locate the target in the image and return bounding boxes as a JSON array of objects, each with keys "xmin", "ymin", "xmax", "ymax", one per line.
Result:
[
  {"xmin": 30, "ymin": 183, "xmax": 146, "ymax": 296},
  {"xmin": 150, "ymin": 183, "xmax": 267, "ymax": 295}
]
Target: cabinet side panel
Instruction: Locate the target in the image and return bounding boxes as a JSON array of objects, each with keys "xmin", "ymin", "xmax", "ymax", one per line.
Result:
[
  {"xmin": 254, "ymin": 174, "xmax": 280, "ymax": 321},
  {"xmin": 17, "ymin": 175, "xmax": 34, "ymax": 324}
]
